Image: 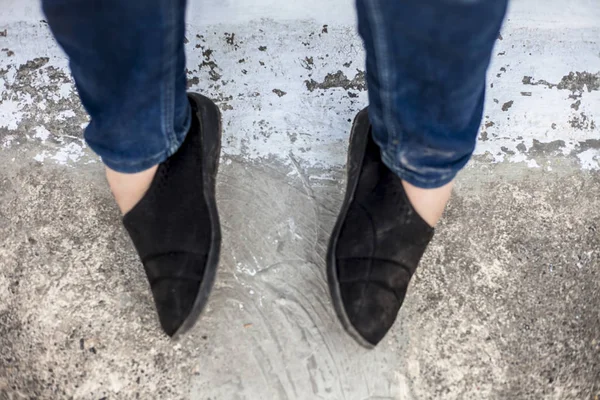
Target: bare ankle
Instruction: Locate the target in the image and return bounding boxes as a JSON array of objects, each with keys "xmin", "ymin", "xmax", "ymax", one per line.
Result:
[
  {"xmin": 106, "ymin": 165, "xmax": 158, "ymax": 214},
  {"xmin": 401, "ymin": 180, "xmax": 454, "ymax": 227}
]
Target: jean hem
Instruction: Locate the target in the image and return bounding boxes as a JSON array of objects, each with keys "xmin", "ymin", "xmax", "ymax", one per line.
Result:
[
  {"xmin": 101, "ymin": 150, "xmax": 170, "ymax": 174},
  {"xmin": 379, "ymin": 148, "xmax": 457, "ymax": 189},
  {"xmin": 100, "ymin": 104, "xmax": 191, "ymax": 174}
]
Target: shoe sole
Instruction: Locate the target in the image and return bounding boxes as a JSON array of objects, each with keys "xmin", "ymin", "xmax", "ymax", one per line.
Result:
[
  {"xmin": 326, "ymin": 108, "xmax": 376, "ymax": 350},
  {"xmin": 171, "ymin": 93, "xmax": 222, "ymax": 340}
]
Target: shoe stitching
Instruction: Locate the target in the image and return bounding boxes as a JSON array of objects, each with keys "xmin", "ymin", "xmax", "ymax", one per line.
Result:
[{"xmin": 355, "ymin": 202, "xmax": 378, "ymax": 314}]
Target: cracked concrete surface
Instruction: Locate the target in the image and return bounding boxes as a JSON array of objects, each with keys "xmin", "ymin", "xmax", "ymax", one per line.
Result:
[{"xmin": 1, "ymin": 0, "xmax": 600, "ymax": 399}]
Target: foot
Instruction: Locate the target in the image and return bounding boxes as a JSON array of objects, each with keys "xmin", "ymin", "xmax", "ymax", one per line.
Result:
[
  {"xmin": 122, "ymin": 93, "xmax": 222, "ymax": 337},
  {"xmin": 327, "ymin": 108, "xmax": 448, "ymax": 347}
]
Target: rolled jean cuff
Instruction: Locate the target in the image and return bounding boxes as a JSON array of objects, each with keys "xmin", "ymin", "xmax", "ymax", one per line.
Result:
[
  {"xmin": 95, "ymin": 104, "xmax": 191, "ymax": 174},
  {"xmin": 377, "ymin": 143, "xmax": 462, "ymax": 189}
]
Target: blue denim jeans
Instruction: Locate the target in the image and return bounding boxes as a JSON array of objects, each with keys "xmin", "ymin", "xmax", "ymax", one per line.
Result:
[
  {"xmin": 42, "ymin": 0, "xmax": 191, "ymax": 173},
  {"xmin": 42, "ymin": 0, "xmax": 507, "ymax": 188}
]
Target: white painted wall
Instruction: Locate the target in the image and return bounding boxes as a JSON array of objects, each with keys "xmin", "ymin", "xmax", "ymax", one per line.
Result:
[
  {"xmin": 3, "ymin": 0, "xmax": 600, "ymax": 26},
  {"xmin": 1, "ymin": 0, "xmax": 599, "ymax": 170},
  {"xmin": 188, "ymin": 0, "xmax": 356, "ymax": 24},
  {"xmin": 2, "ymin": 0, "xmax": 356, "ymax": 25}
]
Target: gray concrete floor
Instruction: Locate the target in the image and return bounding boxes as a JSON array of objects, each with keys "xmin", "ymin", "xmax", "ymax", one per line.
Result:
[
  {"xmin": 1, "ymin": 0, "xmax": 600, "ymax": 399},
  {"xmin": 1, "ymin": 152, "xmax": 600, "ymax": 399}
]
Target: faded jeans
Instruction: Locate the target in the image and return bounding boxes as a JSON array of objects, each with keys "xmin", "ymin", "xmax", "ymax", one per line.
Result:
[{"xmin": 42, "ymin": 0, "xmax": 508, "ymax": 188}]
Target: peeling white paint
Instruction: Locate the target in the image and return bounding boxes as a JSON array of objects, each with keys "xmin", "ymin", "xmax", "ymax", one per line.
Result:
[
  {"xmin": 57, "ymin": 83, "xmax": 73, "ymax": 99},
  {"xmin": 56, "ymin": 109, "xmax": 77, "ymax": 121},
  {"xmin": 0, "ymin": 99, "xmax": 25, "ymax": 130},
  {"xmin": 52, "ymin": 142, "xmax": 86, "ymax": 164},
  {"xmin": 32, "ymin": 152, "xmax": 45, "ymax": 162},
  {"xmin": 33, "ymin": 125, "xmax": 51, "ymax": 142},
  {"xmin": 2, "ymin": 135, "xmax": 17, "ymax": 148},
  {"xmin": 1, "ymin": 0, "xmax": 599, "ymax": 170},
  {"xmin": 34, "ymin": 142, "xmax": 86, "ymax": 165},
  {"xmin": 577, "ymin": 149, "xmax": 600, "ymax": 170}
]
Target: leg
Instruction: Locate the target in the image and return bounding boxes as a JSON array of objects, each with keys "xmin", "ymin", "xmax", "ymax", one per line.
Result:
[
  {"xmin": 42, "ymin": 0, "xmax": 222, "ymax": 337},
  {"xmin": 328, "ymin": 0, "xmax": 508, "ymax": 347},
  {"xmin": 43, "ymin": 0, "xmax": 191, "ymax": 214},
  {"xmin": 43, "ymin": 0, "xmax": 191, "ymax": 175},
  {"xmin": 361, "ymin": 0, "xmax": 508, "ymax": 225}
]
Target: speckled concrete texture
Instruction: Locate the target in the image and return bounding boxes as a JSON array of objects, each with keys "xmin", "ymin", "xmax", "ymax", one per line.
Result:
[{"xmin": 1, "ymin": 155, "xmax": 599, "ymax": 399}]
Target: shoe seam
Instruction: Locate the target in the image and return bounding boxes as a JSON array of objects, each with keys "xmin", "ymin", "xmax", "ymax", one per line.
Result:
[
  {"xmin": 337, "ymin": 256, "xmax": 412, "ymax": 276},
  {"xmin": 142, "ymin": 250, "xmax": 208, "ymax": 265},
  {"xmin": 355, "ymin": 202, "xmax": 378, "ymax": 314}
]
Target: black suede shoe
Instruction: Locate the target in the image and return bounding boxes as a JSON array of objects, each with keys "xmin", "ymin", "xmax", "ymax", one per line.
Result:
[
  {"xmin": 327, "ymin": 108, "xmax": 434, "ymax": 348},
  {"xmin": 123, "ymin": 93, "xmax": 221, "ymax": 338}
]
